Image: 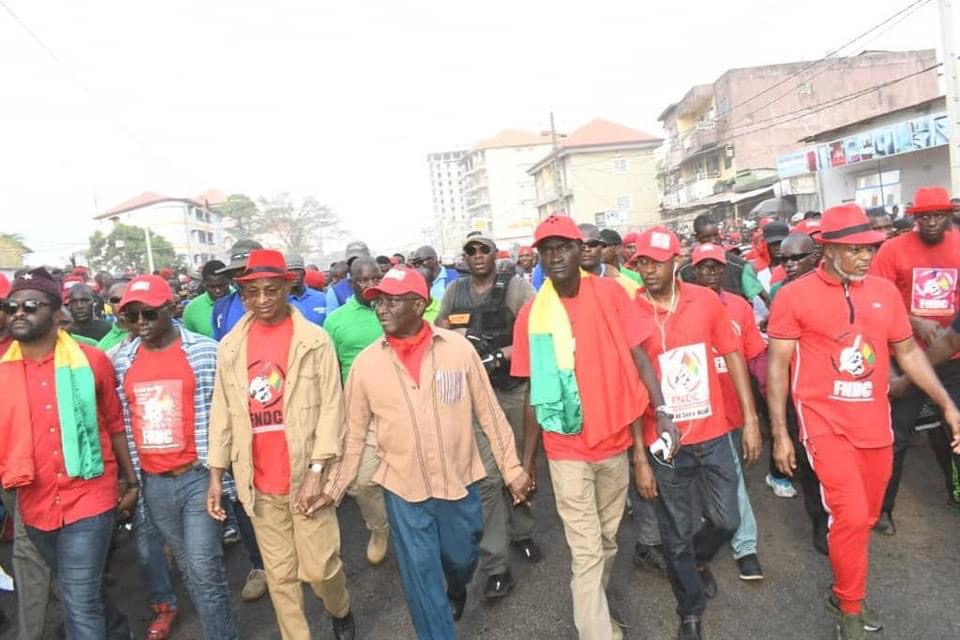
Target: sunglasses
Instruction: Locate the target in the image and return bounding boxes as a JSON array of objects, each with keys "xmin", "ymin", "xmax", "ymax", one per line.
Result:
[
  {"xmin": 122, "ymin": 307, "xmax": 164, "ymax": 324},
  {"xmin": 781, "ymin": 252, "xmax": 815, "ymax": 263},
  {"xmin": 2, "ymin": 299, "xmax": 51, "ymax": 315},
  {"xmin": 465, "ymin": 245, "xmax": 493, "ymax": 257},
  {"xmin": 584, "ymin": 240, "xmax": 608, "ymax": 249}
]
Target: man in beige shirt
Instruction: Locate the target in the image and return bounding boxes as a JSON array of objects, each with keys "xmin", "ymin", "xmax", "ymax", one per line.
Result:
[{"xmin": 323, "ymin": 266, "xmax": 530, "ymax": 639}]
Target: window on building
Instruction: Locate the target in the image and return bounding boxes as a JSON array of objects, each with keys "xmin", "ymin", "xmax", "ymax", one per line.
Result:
[
  {"xmin": 854, "ymin": 170, "xmax": 901, "ymax": 209},
  {"xmin": 611, "ymin": 158, "xmax": 628, "ymax": 174},
  {"xmin": 616, "ymin": 195, "xmax": 632, "ymax": 212}
]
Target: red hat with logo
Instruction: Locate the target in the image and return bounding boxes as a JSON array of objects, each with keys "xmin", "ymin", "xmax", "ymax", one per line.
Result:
[
  {"xmin": 362, "ymin": 266, "xmax": 429, "ymax": 301},
  {"xmin": 819, "ymin": 203, "xmax": 886, "ymax": 245},
  {"xmin": 691, "ymin": 243, "xmax": 728, "ymax": 266},
  {"xmin": 633, "ymin": 226, "xmax": 682, "ymax": 262},
  {"xmin": 118, "ymin": 275, "xmax": 174, "ymax": 311},
  {"xmin": 235, "ymin": 249, "xmax": 297, "ymax": 282},
  {"xmin": 532, "ymin": 214, "xmax": 583, "ymax": 248},
  {"xmin": 907, "ymin": 186, "xmax": 954, "ymax": 215}
]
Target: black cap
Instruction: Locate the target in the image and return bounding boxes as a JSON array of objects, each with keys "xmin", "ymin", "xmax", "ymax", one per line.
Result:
[
  {"xmin": 599, "ymin": 229, "xmax": 623, "ymax": 246},
  {"xmin": 762, "ymin": 221, "xmax": 790, "ymax": 244}
]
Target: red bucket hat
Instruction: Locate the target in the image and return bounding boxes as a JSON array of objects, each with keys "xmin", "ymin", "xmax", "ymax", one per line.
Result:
[
  {"xmin": 907, "ymin": 186, "xmax": 954, "ymax": 215},
  {"xmin": 532, "ymin": 214, "xmax": 583, "ymax": 248},
  {"xmin": 235, "ymin": 249, "xmax": 297, "ymax": 282},
  {"xmin": 118, "ymin": 275, "xmax": 174, "ymax": 311},
  {"xmin": 819, "ymin": 204, "xmax": 886, "ymax": 245},
  {"xmin": 691, "ymin": 243, "xmax": 727, "ymax": 266},
  {"xmin": 633, "ymin": 226, "xmax": 681, "ymax": 262},
  {"xmin": 362, "ymin": 266, "xmax": 429, "ymax": 301}
]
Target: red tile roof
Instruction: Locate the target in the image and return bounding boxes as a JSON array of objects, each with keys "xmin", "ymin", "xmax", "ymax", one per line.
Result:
[
  {"xmin": 95, "ymin": 189, "xmax": 226, "ymax": 220},
  {"xmin": 559, "ymin": 118, "xmax": 662, "ymax": 149},
  {"xmin": 472, "ymin": 129, "xmax": 554, "ymax": 151}
]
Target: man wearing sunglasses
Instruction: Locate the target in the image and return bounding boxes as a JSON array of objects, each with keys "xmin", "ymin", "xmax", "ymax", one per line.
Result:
[
  {"xmin": 435, "ymin": 233, "xmax": 539, "ymax": 600},
  {"xmin": 411, "ymin": 244, "xmax": 459, "ymax": 301},
  {"xmin": 96, "ymin": 281, "xmax": 134, "ymax": 355},
  {"xmin": 578, "ymin": 224, "xmax": 608, "ymax": 277},
  {"xmin": 112, "ymin": 275, "xmax": 240, "ymax": 640},
  {"xmin": 322, "ymin": 256, "xmax": 391, "ymax": 567},
  {"xmin": 206, "ymin": 250, "xmax": 356, "ymax": 640},
  {"xmin": 677, "ymin": 213, "xmax": 767, "ymax": 306},
  {"xmin": 870, "ymin": 186, "xmax": 960, "ymax": 536},
  {"xmin": 0, "ymin": 268, "xmax": 139, "ymax": 639}
]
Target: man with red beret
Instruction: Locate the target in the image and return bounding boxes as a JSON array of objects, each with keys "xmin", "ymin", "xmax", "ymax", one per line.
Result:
[
  {"xmin": 870, "ymin": 186, "xmax": 960, "ymax": 534},
  {"xmin": 205, "ymin": 250, "xmax": 356, "ymax": 640},
  {"xmin": 512, "ymin": 215, "xmax": 676, "ymax": 640},
  {"xmin": 768, "ymin": 203, "xmax": 960, "ymax": 639}
]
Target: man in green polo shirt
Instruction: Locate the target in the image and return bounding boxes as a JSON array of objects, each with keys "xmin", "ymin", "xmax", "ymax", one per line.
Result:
[
  {"xmin": 322, "ymin": 256, "xmax": 390, "ymax": 566},
  {"xmin": 182, "ymin": 260, "xmax": 230, "ymax": 338}
]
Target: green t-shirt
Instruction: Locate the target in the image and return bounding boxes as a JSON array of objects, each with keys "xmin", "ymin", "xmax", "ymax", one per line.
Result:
[
  {"xmin": 323, "ymin": 296, "xmax": 384, "ymax": 384},
  {"xmin": 620, "ymin": 267, "xmax": 644, "ymax": 285},
  {"xmin": 96, "ymin": 323, "xmax": 128, "ymax": 352},
  {"xmin": 182, "ymin": 292, "xmax": 216, "ymax": 339},
  {"xmin": 424, "ymin": 297, "xmax": 441, "ymax": 324},
  {"xmin": 740, "ymin": 263, "xmax": 764, "ymax": 300}
]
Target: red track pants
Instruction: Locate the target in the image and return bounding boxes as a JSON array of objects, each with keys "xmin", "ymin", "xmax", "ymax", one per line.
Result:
[{"xmin": 803, "ymin": 433, "xmax": 892, "ymax": 615}]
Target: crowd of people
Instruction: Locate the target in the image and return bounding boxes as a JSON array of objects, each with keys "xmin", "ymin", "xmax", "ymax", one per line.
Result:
[{"xmin": 0, "ymin": 185, "xmax": 958, "ymax": 640}]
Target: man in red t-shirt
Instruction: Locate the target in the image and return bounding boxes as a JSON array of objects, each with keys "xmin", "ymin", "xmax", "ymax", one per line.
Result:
[
  {"xmin": 113, "ymin": 275, "xmax": 238, "ymax": 640},
  {"xmin": 869, "ymin": 186, "xmax": 960, "ymax": 533},
  {"xmin": 0, "ymin": 268, "xmax": 139, "ymax": 639},
  {"xmin": 511, "ymin": 215, "xmax": 677, "ymax": 640},
  {"xmin": 631, "ymin": 228, "xmax": 760, "ymax": 640},
  {"xmin": 206, "ymin": 250, "xmax": 355, "ymax": 640},
  {"xmin": 768, "ymin": 203, "xmax": 960, "ymax": 639}
]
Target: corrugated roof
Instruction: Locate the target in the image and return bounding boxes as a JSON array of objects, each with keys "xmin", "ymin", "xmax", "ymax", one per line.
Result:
[
  {"xmin": 95, "ymin": 189, "xmax": 227, "ymax": 220},
  {"xmin": 472, "ymin": 129, "xmax": 553, "ymax": 151}
]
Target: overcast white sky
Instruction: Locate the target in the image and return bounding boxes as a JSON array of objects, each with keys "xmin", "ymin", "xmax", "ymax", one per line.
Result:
[{"xmin": 0, "ymin": 0, "xmax": 945, "ymax": 264}]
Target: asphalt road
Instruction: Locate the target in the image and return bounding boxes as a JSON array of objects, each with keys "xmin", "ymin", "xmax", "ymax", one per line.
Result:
[{"xmin": 2, "ymin": 439, "xmax": 959, "ymax": 640}]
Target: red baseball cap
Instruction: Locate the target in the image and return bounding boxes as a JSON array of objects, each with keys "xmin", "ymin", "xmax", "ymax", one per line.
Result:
[
  {"xmin": 623, "ymin": 232, "xmax": 639, "ymax": 245},
  {"xmin": 819, "ymin": 204, "xmax": 886, "ymax": 245},
  {"xmin": 304, "ymin": 270, "xmax": 326, "ymax": 290},
  {"xmin": 533, "ymin": 214, "xmax": 583, "ymax": 248},
  {"xmin": 118, "ymin": 275, "xmax": 174, "ymax": 310},
  {"xmin": 633, "ymin": 226, "xmax": 681, "ymax": 262},
  {"xmin": 362, "ymin": 266, "xmax": 428, "ymax": 301},
  {"xmin": 235, "ymin": 249, "xmax": 297, "ymax": 283},
  {"xmin": 691, "ymin": 243, "xmax": 727, "ymax": 266},
  {"xmin": 0, "ymin": 273, "xmax": 10, "ymax": 299},
  {"xmin": 907, "ymin": 186, "xmax": 954, "ymax": 215}
]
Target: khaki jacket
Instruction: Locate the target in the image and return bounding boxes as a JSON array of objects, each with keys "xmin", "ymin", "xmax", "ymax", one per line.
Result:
[{"xmin": 208, "ymin": 308, "xmax": 344, "ymax": 511}]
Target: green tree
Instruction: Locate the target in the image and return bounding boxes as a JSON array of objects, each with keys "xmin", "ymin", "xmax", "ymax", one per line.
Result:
[
  {"xmin": 219, "ymin": 193, "xmax": 260, "ymax": 240},
  {"xmin": 88, "ymin": 223, "xmax": 181, "ymax": 274},
  {"xmin": 255, "ymin": 193, "xmax": 345, "ymax": 256}
]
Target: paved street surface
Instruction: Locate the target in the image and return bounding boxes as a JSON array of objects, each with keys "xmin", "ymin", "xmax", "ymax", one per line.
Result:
[{"xmin": 3, "ymin": 440, "xmax": 959, "ymax": 640}]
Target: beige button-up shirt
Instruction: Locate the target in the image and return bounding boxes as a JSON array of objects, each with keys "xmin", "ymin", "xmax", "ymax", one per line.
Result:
[{"xmin": 325, "ymin": 325, "xmax": 523, "ymax": 503}]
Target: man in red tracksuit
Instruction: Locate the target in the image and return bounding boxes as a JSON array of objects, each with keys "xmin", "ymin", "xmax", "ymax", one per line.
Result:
[{"xmin": 767, "ymin": 203, "xmax": 960, "ymax": 640}]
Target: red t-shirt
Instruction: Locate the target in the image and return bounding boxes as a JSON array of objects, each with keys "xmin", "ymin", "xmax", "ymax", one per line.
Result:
[
  {"xmin": 511, "ymin": 277, "xmax": 647, "ymax": 462},
  {"xmin": 124, "ymin": 338, "xmax": 198, "ymax": 474},
  {"xmin": 715, "ymin": 291, "xmax": 767, "ymax": 429},
  {"xmin": 768, "ymin": 267, "xmax": 912, "ymax": 447},
  {"xmin": 19, "ymin": 344, "xmax": 124, "ymax": 531},
  {"xmin": 247, "ymin": 318, "xmax": 293, "ymax": 495},
  {"xmin": 635, "ymin": 283, "xmax": 740, "ymax": 446},
  {"xmin": 870, "ymin": 230, "xmax": 960, "ymax": 347}
]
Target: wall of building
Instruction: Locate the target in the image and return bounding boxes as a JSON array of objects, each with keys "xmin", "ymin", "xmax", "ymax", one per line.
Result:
[
  {"xmin": 98, "ymin": 201, "xmax": 226, "ymax": 267},
  {"xmin": 482, "ymin": 144, "xmax": 551, "ymax": 244},
  {"xmin": 427, "ymin": 150, "xmax": 468, "ymax": 257},
  {"xmin": 565, "ymin": 148, "xmax": 660, "ymax": 228},
  {"xmin": 818, "ymin": 145, "xmax": 949, "ymax": 209}
]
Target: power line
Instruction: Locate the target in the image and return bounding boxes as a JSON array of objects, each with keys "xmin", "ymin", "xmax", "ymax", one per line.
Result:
[{"xmin": 0, "ymin": 0, "xmax": 147, "ymax": 149}]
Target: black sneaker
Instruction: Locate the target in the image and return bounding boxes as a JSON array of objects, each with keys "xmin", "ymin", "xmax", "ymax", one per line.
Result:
[
  {"xmin": 633, "ymin": 543, "xmax": 667, "ymax": 574},
  {"xmin": 483, "ymin": 570, "xmax": 516, "ymax": 600},
  {"xmin": 677, "ymin": 615, "xmax": 702, "ymax": 640},
  {"xmin": 873, "ymin": 511, "xmax": 895, "ymax": 536},
  {"xmin": 813, "ymin": 519, "xmax": 829, "ymax": 556},
  {"xmin": 736, "ymin": 553, "xmax": 764, "ymax": 581},
  {"xmin": 827, "ymin": 593, "xmax": 883, "ymax": 632},
  {"xmin": 331, "ymin": 611, "xmax": 355, "ymax": 640},
  {"xmin": 512, "ymin": 538, "xmax": 542, "ymax": 563},
  {"xmin": 697, "ymin": 564, "xmax": 718, "ymax": 599},
  {"xmin": 448, "ymin": 588, "xmax": 466, "ymax": 621}
]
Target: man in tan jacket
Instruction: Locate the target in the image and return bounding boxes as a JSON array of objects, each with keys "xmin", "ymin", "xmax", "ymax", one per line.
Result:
[{"xmin": 205, "ymin": 250, "xmax": 355, "ymax": 640}]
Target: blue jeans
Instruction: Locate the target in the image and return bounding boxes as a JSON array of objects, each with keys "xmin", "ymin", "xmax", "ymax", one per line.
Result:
[
  {"xmin": 727, "ymin": 431, "xmax": 758, "ymax": 559},
  {"xmin": 143, "ymin": 466, "xmax": 239, "ymax": 640},
  {"xmin": 651, "ymin": 434, "xmax": 740, "ymax": 617},
  {"xmin": 26, "ymin": 510, "xmax": 131, "ymax": 640},
  {"xmin": 384, "ymin": 484, "xmax": 484, "ymax": 640},
  {"xmin": 132, "ymin": 498, "xmax": 177, "ymax": 608}
]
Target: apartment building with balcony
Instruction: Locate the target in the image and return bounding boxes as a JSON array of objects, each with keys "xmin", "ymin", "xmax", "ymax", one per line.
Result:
[
  {"xmin": 460, "ymin": 129, "xmax": 554, "ymax": 247},
  {"xmin": 657, "ymin": 49, "xmax": 939, "ymax": 230},
  {"xmin": 426, "ymin": 149, "xmax": 468, "ymax": 257},
  {"xmin": 529, "ymin": 118, "xmax": 662, "ymax": 230}
]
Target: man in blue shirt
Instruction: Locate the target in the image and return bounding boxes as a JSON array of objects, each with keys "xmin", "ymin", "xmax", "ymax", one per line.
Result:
[
  {"xmin": 286, "ymin": 254, "xmax": 326, "ymax": 325},
  {"xmin": 411, "ymin": 245, "xmax": 459, "ymax": 301},
  {"xmin": 325, "ymin": 240, "xmax": 371, "ymax": 315}
]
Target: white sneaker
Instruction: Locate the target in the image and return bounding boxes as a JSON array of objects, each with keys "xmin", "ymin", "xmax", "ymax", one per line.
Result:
[{"xmin": 765, "ymin": 474, "xmax": 798, "ymax": 498}]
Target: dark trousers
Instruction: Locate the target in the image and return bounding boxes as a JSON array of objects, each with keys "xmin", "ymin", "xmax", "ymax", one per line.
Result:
[
  {"xmin": 651, "ymin": 434, "xmax": 740, "ymax": 618},
  {"xmin": 883, "ymin": 360, "xmax": 960, "ymax": 514},
  {"xmin": 228, "ymin": 497, "xmax": 265, "ymax": 570},
  {"xmin": 787, "ymin": 399, "xmax": 829, "ymax": 528}
]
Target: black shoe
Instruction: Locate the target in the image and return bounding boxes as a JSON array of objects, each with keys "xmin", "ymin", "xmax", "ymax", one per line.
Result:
[
  {"xmin": 331, "ymin": 611, "xmax": 355, "ymax": 640},
  {"xmin": 698, "ymin": 564, "xmax": 718, "ymax": 599},
  {"xmin": 813, "ymin": 519, "xmax": 829, "ymax": 556},
  {"xmin": 677, "ymin": 616, "xmax": 702, "ymax": 640},
  {"xmin": 512, "ymin": 538, "xmax": 542, "ymax": 563},
  {"xmin": 873, "ymin": 511, "xmax": 895, "ymax": 536},
  {"xmin": 448, "ymin": 588, "xmax": 466, "ymax": 621},
  {"xmin": 736, "ymin": 553, "xmax": 764, "ymax": 581},
  {"xmin": 0, "ymin": 610, "xmax": 10, "ymax": 636},
  {"xmin": 633, "ymin": 543, "xmax": 667, "ymax": 573},
  {"xmin": 483, "ymin": 570, "xmax": 516, "ymax": 600}
]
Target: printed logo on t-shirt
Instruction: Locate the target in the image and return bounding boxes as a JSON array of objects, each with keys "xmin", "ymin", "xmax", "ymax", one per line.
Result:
[
  {"xmin": 248, "ymin": 360, "xmax": 286, "ymax": 434},
  {"xmin": 829, "ymin": 334, "xmax": 877, "ymax": 401},
  {"xmin": 911, "ymin": 268, "xmax": 958, "ymax": 316},
  {"xmin": 658, "ymin": 343, "xmax": 712, "ymax": 421},
  {"xmin": 132, "ymin": 380, "xmax": 186, "ymax": 452}
]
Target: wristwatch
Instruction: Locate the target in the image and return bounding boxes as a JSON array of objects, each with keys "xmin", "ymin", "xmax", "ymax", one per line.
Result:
[
  {"xmin": 654, "ymin": 405, "xmax": 673, "ymax": 420},
  {"xmin": 309, "ymin": 462, "xmax": 324, "ymax": 474}
]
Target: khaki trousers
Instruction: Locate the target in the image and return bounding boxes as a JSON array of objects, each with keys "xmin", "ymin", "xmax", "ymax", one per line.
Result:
[
  {"xmin": 346, "ymin": 441, "xmax": 388, "ymax": 532},
  {"xmin": 250, "ymin": 493, "xmax": 351, "ymax": 640},
  {"xmin": 549, "ymin": 452, "xmax": 629, "ymax": 640}
]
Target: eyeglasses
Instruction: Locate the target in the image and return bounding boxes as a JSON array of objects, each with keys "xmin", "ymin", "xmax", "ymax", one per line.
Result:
[
  {"xmin": 781, "ymin": 252, "xmax": 815, "ymax": 263},
  {"xmin": 371, "ymin": 295, "xmax": 421, "ymax": 309},
  {"xmin": 2, "ymin": 299, "xmax": 51, "ymax": 315},
  {"xmin": 584, "ymin": 240, "xmax": 608, "ymax": 249},
  {"xmin": 464, "ymin": 244, "xmax": 493, "ymax": 257},
  {"xmin": 122, "ymin": 307, "xmax": 163, "ymax": 324}
]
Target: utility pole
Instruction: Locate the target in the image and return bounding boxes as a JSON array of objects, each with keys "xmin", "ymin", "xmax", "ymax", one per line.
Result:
[
  {"xmin": 550, "ymin": 111, "xmax": 565, "ymax": 216},
  {"xmin": 939, "ymin": 0, "xmax": 960, "ymax": 195},
  {"xmin": 144, "ymin": 227, "xmax": 156, "ymax": 274}
]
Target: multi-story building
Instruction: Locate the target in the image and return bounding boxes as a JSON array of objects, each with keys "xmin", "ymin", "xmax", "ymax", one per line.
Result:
[
  {"xmin": 93, "ymin": 190, "xmax": 228, "ymax": 269},
  {"xmin": 461, "ymin": 129, "xmax": 554, "ymax": 247},
  {"xmin": 529, "ymin": 118, "xmax": 662, "ymax": 230},
  {"xmin": 657, "ymin": 49, "xmax": 939, "ymax": 230},
  {"xmin": 426, "ymin": 149, "xmax": 468, "ymax": 258}
]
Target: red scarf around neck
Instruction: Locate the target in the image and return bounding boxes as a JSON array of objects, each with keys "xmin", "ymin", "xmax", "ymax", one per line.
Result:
[{"xmin": 386, "ymin": 321, "xmax": 432, "ymax": 384}]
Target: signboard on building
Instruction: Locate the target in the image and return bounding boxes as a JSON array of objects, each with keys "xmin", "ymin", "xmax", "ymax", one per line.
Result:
[{"xmin": 594, "ymin": 210, "xmax": 626, "ymax": 227}]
